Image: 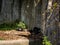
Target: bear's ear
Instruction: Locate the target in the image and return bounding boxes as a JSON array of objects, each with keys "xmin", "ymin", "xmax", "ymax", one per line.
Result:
[
  {"xmin": 33, "ymin": 27, "xmax": 38, "ymax": 29},
  {"xmin": 33, "ymin": 27, "xmax": 41, "ymax": 30}
]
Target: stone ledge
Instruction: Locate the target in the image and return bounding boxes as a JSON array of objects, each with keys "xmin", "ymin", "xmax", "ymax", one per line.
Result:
[{"xmin": 0, "ymin": 39, "xmax": 41, "ymax": 45}]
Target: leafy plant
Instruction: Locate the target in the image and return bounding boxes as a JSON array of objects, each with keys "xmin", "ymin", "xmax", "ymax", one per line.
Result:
[
  {"xmin": 17, "ymin": 21, "xmax": 27, "ymax": 29},
  {"xmin": 53, "ymin": 3, "xmax": 58, "ymax": 9},
  {"xmin": 43, "ymin": 36, "xmax": 52, "ymax": 45}
]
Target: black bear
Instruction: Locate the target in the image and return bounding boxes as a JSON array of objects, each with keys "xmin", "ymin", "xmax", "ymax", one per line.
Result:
[{"xmin": 29, "ymin": 27, "xmax": 42, "ymax": 35}]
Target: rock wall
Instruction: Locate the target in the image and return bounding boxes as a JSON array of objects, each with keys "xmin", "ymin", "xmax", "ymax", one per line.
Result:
[
  {"xmin": 45, "ymin": 0, "xmax": 60, "ymax": 45},
  {"xmin": 0, "ymin": 0, "xmax": 20, "ymax": 24},
  {"xmin": 21, "ymin": 0, "xmax": 42, "ymax": 29},
  {"xmin": 0, "ymin": 0, "xmax": 43, "ymax": 29}
]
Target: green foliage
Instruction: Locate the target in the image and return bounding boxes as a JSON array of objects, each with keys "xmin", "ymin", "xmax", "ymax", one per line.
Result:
[
  {"xmin": 0, "ymin": 21, "xmax": 27, "ymax": 30},
  {"xmin": 43, "ymin": 36, "xmax": 52, "ymax": 45},
  {"xmin": 17, "ymin": 21, "xmax": 27, "ymax": 29},
  {"xmin": 0, "ymin": 23, "xmax": 17, "ymax": 30},
  {"xmin": 0, "ymin": 38, "xmax": 5, "ymax": 40},
  {"xmin": 53, "ymin": 3, "xmax": 58, "ymax": 9}
]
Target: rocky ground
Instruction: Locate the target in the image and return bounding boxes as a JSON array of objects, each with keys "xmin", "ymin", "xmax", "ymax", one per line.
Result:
[
  {"xmin": 0, "ymin": 30, "xmax": 43, "ymax": 40},
  {"xmin": 0, "ymin": 30, "xmax": 31, "ymax": 40},
  {"xmin": 0, "ymin": 30, "xmax": 43, "ymax": 45}
]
